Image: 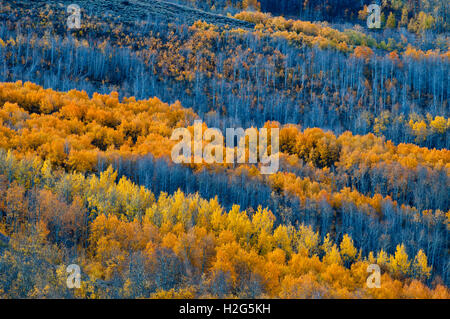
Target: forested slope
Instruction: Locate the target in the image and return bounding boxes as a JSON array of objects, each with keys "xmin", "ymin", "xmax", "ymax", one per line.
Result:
[
  {"xmin": 3, "ymin": 0, "xmax": 255, "ymax": 29},
  {"xmin": 0, "ymin": 150, "xmax": 448, "ymax": 298},
  {"xmin": 0, "ymin": 0, "xmax": 448, "ymax": 298},
  {"xmin": 0, "ymin": 82, "xmax": 448, "ymax": 296},
  {"xmin": 1, "ymin": 1, "xmax": 448, "ymax": 148}
]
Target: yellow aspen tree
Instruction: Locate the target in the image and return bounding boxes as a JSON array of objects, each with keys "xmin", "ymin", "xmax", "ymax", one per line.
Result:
[
  {"xmin": 296, "ymin": 224, "xmax": 320, "ymax": 257},
  {"xmin": 386, "ymin": 12, "xmax": 396, "ymax": 28},
  {"xmin": 389, "ymin": 244, "xmax": 411, "ymax": 277},
  {"xmin": 323, "ymin": 244, "xmax": 343, "ymax": 266},
  {"xmin": 412, "ymin": 249, "xmax": 432, "ymax": 280},
  {"xmin": 339, "ymin": 234, "xmax": 357, "ymax": 266},
  {"xmin": 376, "ymin": 249, "xmax": 389, "ymax": 268},
  {"xmin": 321, "ymin": 233, "xmax": 333, "ymax": 255},
  {"xmin": 273, "ymin": 225, "xmax": 292, "ymax": 255}
]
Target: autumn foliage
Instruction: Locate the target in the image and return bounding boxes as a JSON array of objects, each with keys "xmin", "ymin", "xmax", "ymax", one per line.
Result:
[{"xmin": 0, "ymin": 0, "xmax": 448, "ymax": 299}]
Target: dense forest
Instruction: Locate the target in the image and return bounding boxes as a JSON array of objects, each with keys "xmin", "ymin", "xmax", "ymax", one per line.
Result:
[
  {"xmin": 0, "ymin": 0, "xmax": 448, "ymax": 299},
  {"xmin": 1, "ymin": 1, "xmax": 448, "ymax": 148}
]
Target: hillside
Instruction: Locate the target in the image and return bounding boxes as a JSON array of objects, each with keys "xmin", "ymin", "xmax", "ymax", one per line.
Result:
[
  {"xmin": 0, "ymin": 0, "xmax": 448, "ymax": 300},
  {"xmin": 6, "ymin": 0, "xmax": 255, "ymax": 29}
]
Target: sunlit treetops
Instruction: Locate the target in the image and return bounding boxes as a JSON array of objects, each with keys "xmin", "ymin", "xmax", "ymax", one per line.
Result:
[
  {"xmin": 0, "ymin": 81, "xmax": 197, "ymax": 171},
  {"xmin": 0, "ymin": 150, "xmax": 447, "ymax": 298},
  {"xmin": 233, "ymin": 11, "xmax": 449, "ymax": 57},
  {"xmin": 0, "ymin": 82, "xmax": 448, "ymax": 232},
  {"xmin": 277, "ymin": 125, "xmax": 450, "ymax": 170},
  {"xmin": 0, "ymin": 1, "xmax": 448, "ymax": 299},
  {"xmin": 0, "ymin": 81, "xmax": 448, "ymax": 173},
  {"xmin": 0, "ymin": 11, "xmax": 448, "ymax": 154}
]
